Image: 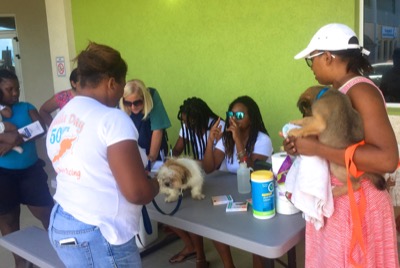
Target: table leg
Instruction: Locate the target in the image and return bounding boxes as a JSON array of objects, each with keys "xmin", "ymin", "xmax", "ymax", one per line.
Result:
[
  {"xmin": 287, "ymin": 246, "xmax": 297, "ymax": 268},
  {"xmin": 252, "ymin": 255, "xmax": 274, "ymax": 268},
  {"xmin": 265, "ymin": 258, "xmax": 275, "ymax": 268}
]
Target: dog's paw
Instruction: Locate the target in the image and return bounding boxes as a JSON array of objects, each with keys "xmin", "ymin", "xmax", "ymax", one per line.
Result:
[
  {"xmin": 287, "ymin": 128, "xmax": 304, "ymax": 138},
  {"xmin": 192, "ymin": 193, "xmax": 205, "ymax": 200},
  {"xmin": 282, "ymin": 123, "xmax": 302, "ymax": 138}
]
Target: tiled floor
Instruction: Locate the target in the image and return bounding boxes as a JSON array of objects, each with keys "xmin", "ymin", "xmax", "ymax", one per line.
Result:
[{"xmin": 0, "ymin": 138, "xmax": 306, "ymax": 267}]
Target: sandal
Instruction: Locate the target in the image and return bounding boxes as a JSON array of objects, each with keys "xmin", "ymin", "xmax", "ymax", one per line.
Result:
[
  {"xmin": 169, "ymin": 251, "xmax": 196, "ymax": 264},
  {"xmin": 196, "ymin": 259, "xmax": 210, "ymax": 268}
]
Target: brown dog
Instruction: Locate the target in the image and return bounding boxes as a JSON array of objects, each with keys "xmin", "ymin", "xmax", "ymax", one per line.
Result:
[
  {"xmin": 288, "ymin": 86, "xmax": 386, "ymax": 197},
  {"xmin": 156, "ymin": 157, "xmax": 205, "ymax": 202}
]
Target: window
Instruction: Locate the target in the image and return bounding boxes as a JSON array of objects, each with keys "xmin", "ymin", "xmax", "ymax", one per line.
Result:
[
  {"xmin": 0, "ymin": 16, "xmax": 16, "ymax": 31},
  {"xmin": 363, "ymin": 0, "xmax": 400, "ymax": 106},
  {"xmin": 0, "ymin": 16, "xmax": 25, "ymax": 101}
]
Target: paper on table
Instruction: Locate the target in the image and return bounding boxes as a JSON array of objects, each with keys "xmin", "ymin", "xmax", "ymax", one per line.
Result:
[{"xmin": 226, "ymin": 201, "xmax": 248, "ymax": 212}]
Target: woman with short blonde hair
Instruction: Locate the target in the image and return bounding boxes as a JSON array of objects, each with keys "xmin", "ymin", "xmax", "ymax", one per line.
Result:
[
  {"xmin": 120, "ymin": 79, "xmax": 171, "ymax": 163},
  {"xmin": 120, "ymin": 79, "xmax": 153, "ymax": 119}
]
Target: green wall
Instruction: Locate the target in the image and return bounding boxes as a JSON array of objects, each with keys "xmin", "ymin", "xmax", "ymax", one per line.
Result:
[{"xmin": 71, "ymin": 0, "xmax": 358, "ymax": 151}]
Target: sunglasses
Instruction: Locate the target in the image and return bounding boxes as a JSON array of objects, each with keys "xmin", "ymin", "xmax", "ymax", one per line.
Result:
[
  {"xmin": 305, "ymin": 52, "xmax": 325, "ymax": 67},
  {"xmin": 305, "ymin": 51, "xmax": 336, "ymax": 68},
  {"xmin": 123, "ymin": 99, "xmax": 143, "ymax": 107},
  {"xmin": 226, "ymin": 111, "xmax": 245, "ymax": 120}
]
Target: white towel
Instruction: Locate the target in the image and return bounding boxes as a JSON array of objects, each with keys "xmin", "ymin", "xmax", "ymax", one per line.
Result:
[{"xmin": 285, "ymin": 155, "xmax": 334, "ymax": 230}]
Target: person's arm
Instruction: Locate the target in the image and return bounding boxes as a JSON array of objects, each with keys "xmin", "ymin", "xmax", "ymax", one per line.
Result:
[
  {"xmin": 148, "ymin": 129, "xmax": 163, "ymax": 162},
  {"xmin": 108, "ymin": 139, "xmax": 159, "ymax": 204},
  {"xmin": 0, "ymin": 131, "xmax": 23, "ymax": 155},
  {"xmin": 0, "ymin": 106, "xmax": 17, "ymax": 131},
  {"xmin": 349, "ymin": 83, "xmax": 398, "ymax": 172},
  {"xmin": 247, "ymin": 153, "xmax": 268, "ymax": 168},
  {"xmin": 28, "ymin": 108, "xmax": 47, "ymax": 139},
  {"xmin": 247, "ymin": 133, "xmax": 272, "ymax": 168},
  {"xmin": 202, "ymin": 118, "xmax": 224, "ymax": 173},
  {"xmin": 0, "ymin": 105, "xmax": 12, "ymax": 118},
  {"xmin": 39, "ymin": 95, "xmax": 59, "ymax": 127},
  {"xmin": 172, "ymin": 136, "xmax": 184, "ymax": 157},
  {"xmin": 292, "ymin": 83, "xmax": 398, "ymax": 174},
  {"xmin": 148, "ymin": 89, "xmax": 171, "ymax": 162},
  {"xmin": 225, "ymin": 116, "xmax": 269, "ymax": 167},
  {"xmin": 2, "ymin": 122, "xmax": 17, "ymax": 132}
]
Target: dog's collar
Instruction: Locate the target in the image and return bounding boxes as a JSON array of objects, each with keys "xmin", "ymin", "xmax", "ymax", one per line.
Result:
[{"xmin": 316, "ymin": 87, "xmax": 329, "ymax": 100}]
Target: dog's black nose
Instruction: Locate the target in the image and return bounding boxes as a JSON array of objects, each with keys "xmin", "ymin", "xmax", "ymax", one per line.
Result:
[{"xmin": 165, "ymin": 183, "xmax": 170, "ymax": 187}]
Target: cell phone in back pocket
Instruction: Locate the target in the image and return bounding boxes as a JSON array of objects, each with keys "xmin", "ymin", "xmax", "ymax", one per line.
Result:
[{"xmin": 59, "ymin": 237, "xmax": 77, "ymax": 246}]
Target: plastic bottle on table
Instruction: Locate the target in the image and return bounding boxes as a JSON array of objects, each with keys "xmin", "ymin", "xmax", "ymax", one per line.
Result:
[{"xmin": 237, "ymin": 161, "xmax": 251, "ymax": 194}]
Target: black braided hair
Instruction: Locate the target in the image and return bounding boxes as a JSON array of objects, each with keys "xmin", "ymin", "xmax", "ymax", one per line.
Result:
[
  {"xmin": 177, "ymin": 97, "xmax": 219, "ymax": 160},
  {"xmin": 223, "ymin": 96, "xmax": 269, "ymax": 164}
]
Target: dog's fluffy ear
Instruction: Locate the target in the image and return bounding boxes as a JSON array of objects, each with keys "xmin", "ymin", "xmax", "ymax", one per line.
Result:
[
  {"xmin": 164, "ymin": 159, "xmax": 192, "ymax": 184},
  {"xmin": 297, "ymin": 99, "xmax": 312, "ymax": 117},
  {"xmin": 179, "ymin": 164, "xmax": 192, "ymax": 185},
  {"xmin": 297, "ymin": 85, "xmax": 327, "ymax": 117}
]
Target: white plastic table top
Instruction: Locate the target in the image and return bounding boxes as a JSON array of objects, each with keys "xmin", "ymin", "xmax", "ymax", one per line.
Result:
[{"xmin": 147, "ymin": 170, "xmax": 305, "ymax": 259}]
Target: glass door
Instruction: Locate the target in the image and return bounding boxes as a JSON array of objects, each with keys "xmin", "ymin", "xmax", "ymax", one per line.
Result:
[
  {"xmin": 363, "ymin": 0, "xmax": 400, "ymax": 106},
  {"xmin": 0, "ymin": 16, "xmax": 24, "ymax": 101}
]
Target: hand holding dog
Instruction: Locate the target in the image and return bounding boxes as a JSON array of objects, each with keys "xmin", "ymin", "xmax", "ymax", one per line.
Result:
[
  {"xmin": 281, "ymin": 133, "xmax": 297, "ymax": 155},
  {"xmin": 281, "ymin": 131, "xmax": 320, "ymax": 157},
  {"xmin": 292, "ymin": 135, "xmax": 320, "ymax": 156}
]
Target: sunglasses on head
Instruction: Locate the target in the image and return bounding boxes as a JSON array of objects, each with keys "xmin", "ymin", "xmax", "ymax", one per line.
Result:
[
  {"xmin": 226, "ymin": 111, "xmax": 245, "ymax": 120},
  {"xmin": 123, "ymin": 99, "xmax": 143, "ymax": 107}
]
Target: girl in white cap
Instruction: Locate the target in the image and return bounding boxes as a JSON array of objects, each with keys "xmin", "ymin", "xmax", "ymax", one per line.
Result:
[{"xmin": 284, "ymin": 23, "xmax": 399, "ymax": 267}]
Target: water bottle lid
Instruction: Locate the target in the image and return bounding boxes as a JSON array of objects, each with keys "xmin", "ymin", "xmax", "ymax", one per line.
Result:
[{"xmin": 239, "ymin": 162, "xmax": 248, "ymax": 168}]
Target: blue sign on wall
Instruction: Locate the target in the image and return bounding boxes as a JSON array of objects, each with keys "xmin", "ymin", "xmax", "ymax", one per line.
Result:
[{"xmin": 382, "ymin": 26, "xmax": 396, "ymax": 38}]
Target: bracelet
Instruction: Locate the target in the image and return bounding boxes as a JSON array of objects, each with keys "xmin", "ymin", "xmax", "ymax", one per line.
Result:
[{"xmin": 236, "ymin": 150, "xmax": 246, "ymax": 159}]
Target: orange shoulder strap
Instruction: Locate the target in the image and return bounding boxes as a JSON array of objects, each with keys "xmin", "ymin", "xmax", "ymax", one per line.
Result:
[{"xmin": 345, "ymin": 140, "xmax": 367, "ymax": 268}]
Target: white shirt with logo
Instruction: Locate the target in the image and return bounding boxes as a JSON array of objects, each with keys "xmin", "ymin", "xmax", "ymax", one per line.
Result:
[{"xmin": 46, "ymin": 96, "xmax": 141, "ymax": 245}]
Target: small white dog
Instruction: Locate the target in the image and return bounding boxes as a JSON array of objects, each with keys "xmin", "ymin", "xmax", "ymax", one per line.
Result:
[{"xmin": 156, "ymin": 157, "xmax": 205, "ymax": 202}]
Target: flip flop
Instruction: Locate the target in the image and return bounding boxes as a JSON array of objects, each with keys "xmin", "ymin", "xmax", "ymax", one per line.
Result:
[{"xmin": 169, "ymin": 251, "xmax": 196, "ymax": 264}]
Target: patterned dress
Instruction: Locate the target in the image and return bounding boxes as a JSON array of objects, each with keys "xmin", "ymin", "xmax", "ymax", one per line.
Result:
[
  {"xmin": 55, "ymin": 89, "xmax": 74, "ymax": 109},
  {"xmin": 305, "ymin": 77, "xmax": 399, "ymax": 268}
]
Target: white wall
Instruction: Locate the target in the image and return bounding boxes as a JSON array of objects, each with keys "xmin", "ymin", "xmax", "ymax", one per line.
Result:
[{"xmin": 44, "ymin": 0, "xmax": 76, "ymax": 93}]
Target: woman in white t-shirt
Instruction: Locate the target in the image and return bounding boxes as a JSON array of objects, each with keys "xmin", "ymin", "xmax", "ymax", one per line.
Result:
[
  {"xmin": 169, "ymin": 97, "xmax": 224, "ymax": 267},
  {"xmin": 46, "ymin": 42, "xmax": 159, "ymax": 268},
  {"xmin": 203, "ymin": 95, "xmax": 273, "ymax": 268}
]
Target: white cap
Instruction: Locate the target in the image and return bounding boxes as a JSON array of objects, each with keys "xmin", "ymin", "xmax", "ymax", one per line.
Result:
[{"xmin": 294, "ymin": 23, "xmax": 370, "ymax": 59}]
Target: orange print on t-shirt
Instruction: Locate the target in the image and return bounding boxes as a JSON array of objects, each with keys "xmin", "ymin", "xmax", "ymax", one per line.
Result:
[{"xmin": 52, "ymin": 137, "xmax": 77, "ymax": 162}]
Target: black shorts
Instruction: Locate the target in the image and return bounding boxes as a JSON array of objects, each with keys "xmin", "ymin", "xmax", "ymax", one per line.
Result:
[{"xmin": 0, "ymin": 159, "xmax": 54, "ymax": 215}]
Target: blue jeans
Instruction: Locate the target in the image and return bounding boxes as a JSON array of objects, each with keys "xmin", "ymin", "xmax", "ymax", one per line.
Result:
[{"xmin": 49, "ymin": 204, "xmax": 141, "ymax": 268}]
